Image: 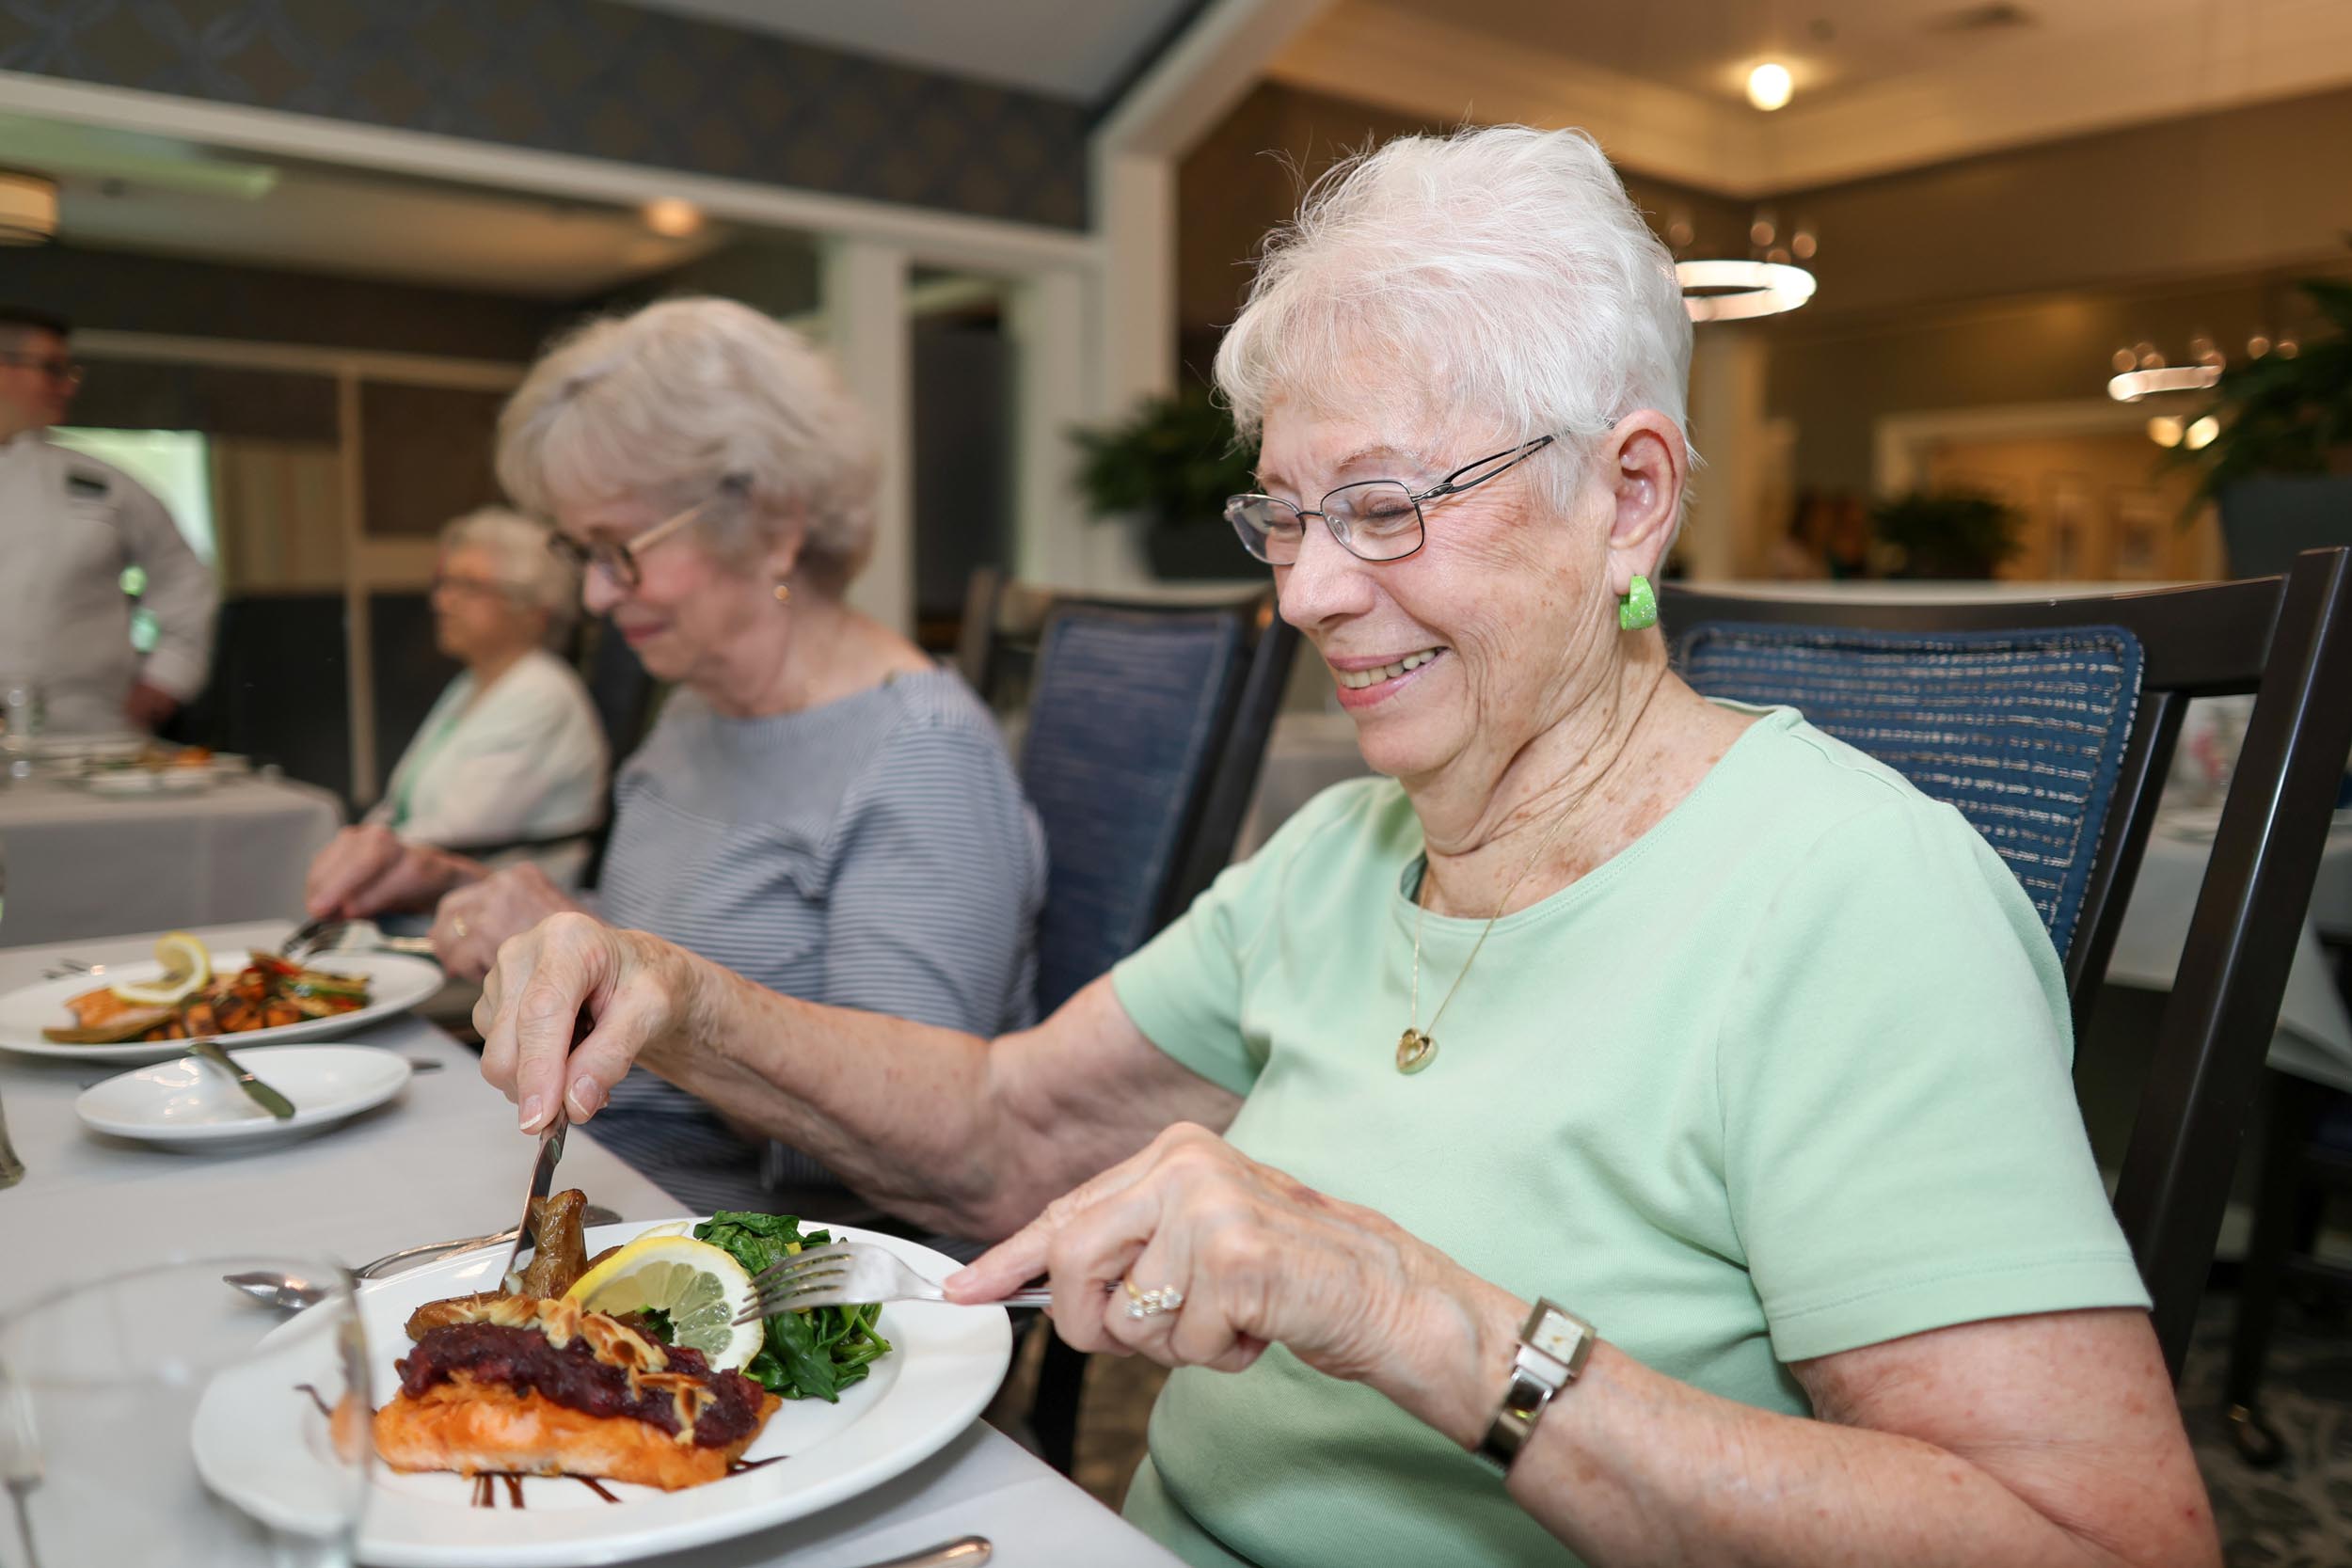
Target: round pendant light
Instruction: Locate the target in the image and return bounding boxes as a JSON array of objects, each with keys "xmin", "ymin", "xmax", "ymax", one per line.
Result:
[{"xmin": 1678, "ymin": 259, "xmax": 1818, "ymax": 322}]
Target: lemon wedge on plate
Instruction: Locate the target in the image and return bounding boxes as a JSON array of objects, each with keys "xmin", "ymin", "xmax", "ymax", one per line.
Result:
[
  {"xmin": 563, "ymin": 1235, "xmax": 765, "ymax": 1372},
  {"xmin": 110, "ymin": 930, "xmax": 213, "ymax": 1007}
]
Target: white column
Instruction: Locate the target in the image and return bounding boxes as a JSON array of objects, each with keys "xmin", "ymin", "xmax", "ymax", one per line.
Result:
[
  {"xmin": 1007, "ymin": 267, "xmax": 1093, "ymax": 587},
  {"xmin": 1092, "ymin": 149, "xmax": 1178, "ymax": 418},
  {"xmin": 1682, "ymin": 325, "xmax": 1772, "ymax": 581},
  {"xmin": 822, "ymin": 238, "xmax": 914, "ymax": 633}
]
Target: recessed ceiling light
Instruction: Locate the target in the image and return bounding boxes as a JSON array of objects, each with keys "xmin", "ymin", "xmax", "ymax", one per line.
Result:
[
  {"xmin": 1746, "ymin": 61, "xmax": 1793, "ymax": 112},
  {"xmin": 642, "ymin": 198, "xmax": 704, "ymax": 238}
]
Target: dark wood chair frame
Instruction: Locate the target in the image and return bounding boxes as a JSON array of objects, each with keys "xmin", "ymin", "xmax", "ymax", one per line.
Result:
[
  {"xmin": 961, "ymin": 566, "xmax": 1301, "ymax": 1473},
  {"xmin": 1662, "ymin": 546, "xmax": 2352, "ymax": 1379}
]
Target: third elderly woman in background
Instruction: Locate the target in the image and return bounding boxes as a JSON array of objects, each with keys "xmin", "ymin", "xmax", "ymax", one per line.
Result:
[
  {"xmin": 312, "ymin": 297, "xmax": 1045, "ymax": 1216},
  {"xmin": 306, "ymin": 506, "xmax": 606, "ymax": 892},
  {"xmin": 469, "ymin": 131, "xmax": 2214, "ymax": 1568}
]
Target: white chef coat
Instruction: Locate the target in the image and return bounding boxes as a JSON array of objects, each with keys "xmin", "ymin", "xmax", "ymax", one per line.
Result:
[
  {"xmin": 365, "ymin": 647, "xmax": 609, "ymax": 888},
  {"xmin": 0, "ymin": 429, "xmax": 218, "ymax": 736}
]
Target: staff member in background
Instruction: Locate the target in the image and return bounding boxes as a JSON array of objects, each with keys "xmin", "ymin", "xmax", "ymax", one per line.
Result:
[
  {"xmin": 0, "ymin": 307, "xmax": 217, "ymax": 736},
  {"xmin": 304, "ymin": 507, "xmax": 607, "ymax": 897}
]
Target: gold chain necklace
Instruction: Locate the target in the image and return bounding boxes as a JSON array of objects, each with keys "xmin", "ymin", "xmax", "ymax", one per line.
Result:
[{"xmin": 1396, "ymin": 803, "xmax": 1579, "ymax": 1075}]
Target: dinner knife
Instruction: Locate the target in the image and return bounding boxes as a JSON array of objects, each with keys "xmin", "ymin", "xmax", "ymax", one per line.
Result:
[
  {"xmin": 187, "ymin": 1038, "xmax": 296, "ymax": 1120},
  {"xmin": 495, "ymin": 1109, "xmax": 568, "ymax": 1291}
]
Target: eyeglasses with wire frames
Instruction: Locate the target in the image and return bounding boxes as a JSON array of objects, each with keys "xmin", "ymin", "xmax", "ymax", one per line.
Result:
[
  {"xmin": 0, "ymin": 353, "xmax": 82, "ymax": 388},
  {"xmin": 1225, "ymin": 436, "xmax": 1558, "ymax": 565},
  {"xmin": 547, "ymin": 473, "xmax": 750, "ymax": 589}
]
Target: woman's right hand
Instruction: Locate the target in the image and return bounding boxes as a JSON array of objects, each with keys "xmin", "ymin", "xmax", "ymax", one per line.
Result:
[
  {"xmin": 475, "ymin": 912, "xmax": 691, "ymax": 1132},
  {"xmin": 304, "ymin": 824, "xmax": 461, "ymax": 917}
]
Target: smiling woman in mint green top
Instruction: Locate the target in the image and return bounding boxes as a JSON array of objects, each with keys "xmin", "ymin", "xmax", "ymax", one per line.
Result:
[{"xmin": 472, "ymin": 125, "xmax": 2217, "ymax": 1568}]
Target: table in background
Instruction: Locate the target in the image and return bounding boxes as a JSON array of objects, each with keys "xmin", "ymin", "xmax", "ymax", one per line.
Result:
[
  {"xmin": 0, "ymin": 772, "xmax": 343, "ymax": 946},
  {"xmin": 0, "ymin": 920, "xmax": 1181, "ymax": 1568}
]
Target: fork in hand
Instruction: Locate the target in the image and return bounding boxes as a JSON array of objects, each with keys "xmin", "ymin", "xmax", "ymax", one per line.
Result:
[
  {"xmin": 280, "ymin": 918, "xmax": 437, "ymax": 962},
  {"xmin": 736, "ymin": 1242, "xmax": 1055, "ymax": 1323}
]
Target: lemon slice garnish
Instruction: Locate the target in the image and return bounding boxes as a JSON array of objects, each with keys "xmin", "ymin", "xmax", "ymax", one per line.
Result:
[
  {"xmin": 563, "ymin": 1235, "xmax": 765, "ymax": 1373},
  {"xmin": 110, "ymin": 931, "xmax": 213, "ymax": 1007}
]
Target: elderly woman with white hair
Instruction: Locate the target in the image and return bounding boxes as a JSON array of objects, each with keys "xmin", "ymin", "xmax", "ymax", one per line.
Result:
[
  {"xmin": 305, "ymin": 506, "xmax": 606, "ymax": 896},
  {"xmin": 469, "ymin": 132, "xmax": 2216, "ymax": 1567},
  {"xmin": 323, "ymin": 296, "xmax": 1045, "ymax": 1217}
]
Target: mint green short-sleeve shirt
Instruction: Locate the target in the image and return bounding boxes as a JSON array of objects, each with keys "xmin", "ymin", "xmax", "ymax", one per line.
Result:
[{"xmin": 1109, "ymin": 705, "xmax": 2149, "ymax": 1568}]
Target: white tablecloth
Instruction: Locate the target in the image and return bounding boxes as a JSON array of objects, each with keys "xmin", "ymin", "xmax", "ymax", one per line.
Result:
[
  {"xmin": 0, "ymin": 773, "xmax": 344, "ymax": 946},
  {"xmin": 1243, "ymin": 713, "xmax": 2352, "ymax": 1090},
  {"xmin": 0, "ymin": 920, "xmax": 1182, "ymax": 1568}
]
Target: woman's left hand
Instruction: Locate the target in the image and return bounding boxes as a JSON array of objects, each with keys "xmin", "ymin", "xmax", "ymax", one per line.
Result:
[
  {"xmin": 946, "ymin": 1124, "xmax": 1518, "ymax": 1444},
  {"xmin": 431, "ymin": 864, "xmax": 580, "ymax": 982}
]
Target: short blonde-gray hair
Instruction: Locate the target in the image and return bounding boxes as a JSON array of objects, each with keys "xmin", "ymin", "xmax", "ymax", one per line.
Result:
[
  {"xmin": 496, "ymin": 297, "xmax": 880, "ymax": 592},
  {"xmin": 441, "ymin": 506, "xmax": 579, "ymax": 645}
]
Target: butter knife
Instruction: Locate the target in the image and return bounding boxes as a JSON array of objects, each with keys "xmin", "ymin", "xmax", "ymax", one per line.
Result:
[
  {"xmin": 188, "ymin": 1039, "xmax": 295, "ymax": 1120},
  {"xmin": 495, "ymin": 1110, "xmax": 568, "ymax": 1290}
]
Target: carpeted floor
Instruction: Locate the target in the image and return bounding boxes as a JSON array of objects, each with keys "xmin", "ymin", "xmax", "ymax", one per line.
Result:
[
  {"xmin": 2179, "ymin": 1289, "xmax": 2352, "ymax": 1565},
  {"xmin": 1003, "ymin": 1289, "xmax": 2352, "ymax": 1563}
]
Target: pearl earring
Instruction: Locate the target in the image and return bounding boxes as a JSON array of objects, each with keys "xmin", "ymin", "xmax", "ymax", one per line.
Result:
[{"xmin": 772, "ymin": 582, "xmax": 791, "ymax": 605}]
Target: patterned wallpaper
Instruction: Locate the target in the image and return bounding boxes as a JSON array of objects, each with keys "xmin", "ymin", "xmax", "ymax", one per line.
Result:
[{"xmin": 0, "ymin": 0, "xmax": 1090, "ymax": 230}]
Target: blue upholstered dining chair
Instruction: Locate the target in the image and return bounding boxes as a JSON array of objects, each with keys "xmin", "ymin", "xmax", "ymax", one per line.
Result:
[
  {"xmin": 1663, "ymin": 554, "xmax": 2352, "ymax": 1385},
  {"xmin": 1674, "ymin": 622, "xmax": 2145, "ymax": 967},
  {"xmin": 975, "ymin": 583, "xmax": 1296, "ymax": 1474},
  {"xmin": 1020, "ymin": 603, "xmax": 1256, "ymax": 1014}
]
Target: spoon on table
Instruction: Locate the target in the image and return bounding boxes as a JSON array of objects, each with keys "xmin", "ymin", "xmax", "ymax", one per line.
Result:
[{"xmin": 223, "ymin": 1205, "xmax": 624, "ymax": 1308}]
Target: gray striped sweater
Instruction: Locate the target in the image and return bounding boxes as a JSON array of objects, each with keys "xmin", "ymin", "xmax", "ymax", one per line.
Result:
[{"xmin": 590, "ymin": 667, "xmax": 1044, "ymax": 1217}]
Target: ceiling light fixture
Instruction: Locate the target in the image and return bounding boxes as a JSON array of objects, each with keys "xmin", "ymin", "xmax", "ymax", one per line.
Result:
[
  {"xmin": 1672, "ymin": 208, "xmax": 1819, "ymax": 322},
  {"xmin": 2106, "ymin": 333, "xmax": 2224, "ymax": 402},
  {"xmin": 641, "ymin": 198, "xmax": 704, "ymax": 238},
  {"xmin": 1746, "ymin": 61, "xmax": 1794, "ymax": 111},
  {"xmin": 0, "ymin": 170, "xmax": 58, "ymax": 245},
  {"xmin": 1678, "ymin": 259, "xmax": 1817, "ymax": 321}
]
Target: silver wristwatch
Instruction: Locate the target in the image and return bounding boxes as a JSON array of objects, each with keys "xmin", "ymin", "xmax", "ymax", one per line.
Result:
[{"xmin": 1477, "ymin": 1297, "xmax": 1596, "ymax": 1471}]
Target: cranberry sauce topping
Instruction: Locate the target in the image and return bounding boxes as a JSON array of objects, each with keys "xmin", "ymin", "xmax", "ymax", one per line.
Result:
[{"xmin": 397, "ymin": 1323, "xmax": 766, "ymax": 1449}]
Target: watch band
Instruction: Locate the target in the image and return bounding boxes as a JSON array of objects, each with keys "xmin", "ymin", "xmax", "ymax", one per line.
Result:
[{"xmin": 1477, "ymin": 1298, "xmax": 1595, "ymax": 1471}]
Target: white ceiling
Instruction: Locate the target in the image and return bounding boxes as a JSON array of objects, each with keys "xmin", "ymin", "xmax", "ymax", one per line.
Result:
[
  {"xmin": 1272, "ymin": 0, "xmax": 2352, "ymax": 194},
  {"xmin": 2, "ymin": 115, "xmax": 732, "ymax": 298},
  {"xmin": 611, "ymin": 0, "xmax": 1200, "ymax": 101}
]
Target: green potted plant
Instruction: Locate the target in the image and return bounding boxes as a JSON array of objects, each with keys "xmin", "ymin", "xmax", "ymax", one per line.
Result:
[
  {"xmin": 1072, "ymin": 387, "xmax": 1261, "ymax": 580},
  {"xmin": 1869, "ymin": 489, "xmax": 2023, "ymax": 579},
  {"xmin": 2181, "ymin": 271, "xmax": 2352, "ymax": 577}
]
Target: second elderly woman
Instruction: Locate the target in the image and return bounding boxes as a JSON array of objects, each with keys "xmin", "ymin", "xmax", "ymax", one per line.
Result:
[{"xmin": 310, "ymin": 297, "xmax": 1045, "ymax": 1215}]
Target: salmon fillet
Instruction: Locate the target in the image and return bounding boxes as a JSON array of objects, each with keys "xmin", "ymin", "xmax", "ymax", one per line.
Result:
[{"xmin": 373, "ymin": 1375, "xmax": 781, "ymax": 1491}]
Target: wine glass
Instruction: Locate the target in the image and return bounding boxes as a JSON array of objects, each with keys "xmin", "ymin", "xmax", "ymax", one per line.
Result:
[{"xmin": 0, "ymin": 1256, "xmax": 370, "ymax": 1567}]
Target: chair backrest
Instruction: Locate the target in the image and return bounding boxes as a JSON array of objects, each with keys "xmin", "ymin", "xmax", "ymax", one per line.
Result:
[
  {"xmin": 1675, "ymin": 623, "xmax": 2144, "ymax": 968},
  {"xmin": 1661, "ymin": 549, "xmax": 2352, "ymax": 1377},
  {"xmin": 578, "ymin": 615, "xmax": 660, "ymax": 765},
  {"xmin": 1009, "ymin": 588, "xmax": 1297, "ymax": 1016}
]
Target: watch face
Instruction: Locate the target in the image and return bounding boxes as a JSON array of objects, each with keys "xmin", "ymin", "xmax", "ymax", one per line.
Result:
[{"xmin": 1527, "ymin": 1303, "xmax": 1593, "ymax": 1367}]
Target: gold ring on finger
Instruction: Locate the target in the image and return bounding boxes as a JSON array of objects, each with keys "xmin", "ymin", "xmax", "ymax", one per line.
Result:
[{"xmin": 1123, "ymin": 1282, "xmax": 1184, "ymax": 1321}]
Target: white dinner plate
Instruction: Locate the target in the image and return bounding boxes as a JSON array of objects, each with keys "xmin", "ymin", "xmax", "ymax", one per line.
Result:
[
  {"xmin": 0, "ymin": 950, "xmax": 445, "ymax": 1062},
  {"xmin": 75, "ymin": 1044, "xmax": 413, "ymax": 1150},
  {"xmin": 22, "ymin": 733, "xmax": 146, "ymax": 763},
  {"xmin": 190, "ymin": 1219, "xmax": 1012, "ymax": 1567},
  {"xmin": 75, "ymin": 767, "xmax": 217, "ymax": 793}
]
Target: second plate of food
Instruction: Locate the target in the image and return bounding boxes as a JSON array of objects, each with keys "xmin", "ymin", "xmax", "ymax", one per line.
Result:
[
  {"xmin": 192, "ymin": 1217, "xmax": 1013, "ymax": 1567},
  {"xmin": 0, "ymin": 948, "xmax": 444, "ymax": 1062}
]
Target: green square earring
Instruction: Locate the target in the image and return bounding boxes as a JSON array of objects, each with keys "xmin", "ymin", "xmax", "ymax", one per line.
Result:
[{"xmin": 1618, "ymin": 574, "xmax": 1658, "ymax": 631}]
